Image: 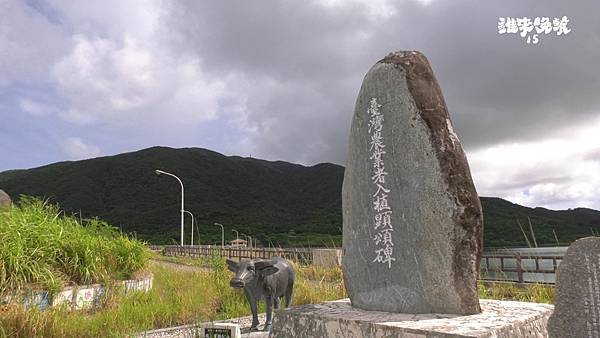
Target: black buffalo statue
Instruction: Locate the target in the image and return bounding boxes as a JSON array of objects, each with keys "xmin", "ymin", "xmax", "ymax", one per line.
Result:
[{"xmin": 226, "ymin": 257, "xmax": 295, "ymax": 331}]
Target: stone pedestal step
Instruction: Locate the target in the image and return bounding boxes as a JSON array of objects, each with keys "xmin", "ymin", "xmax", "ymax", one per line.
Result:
[{"xmin": 269, "ymin": 299, "xmax": 553, "ymax": 337}]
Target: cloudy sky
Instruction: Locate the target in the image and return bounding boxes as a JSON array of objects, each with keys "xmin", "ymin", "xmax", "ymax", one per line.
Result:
[{"xmin": 1, "ymin": 0, "xmax": 599, "ymax": 210}]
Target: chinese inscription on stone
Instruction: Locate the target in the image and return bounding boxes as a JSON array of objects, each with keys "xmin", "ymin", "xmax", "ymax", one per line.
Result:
[{"xmin": 368, "ymin": 98, "xmax": 395, "ymax": 268}]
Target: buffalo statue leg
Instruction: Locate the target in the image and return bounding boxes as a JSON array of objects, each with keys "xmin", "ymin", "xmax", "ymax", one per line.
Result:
[
  {"xmin": 264, "ymin": 295, "xmax": 273, "ymax": 331},
  {"xmin": 245, "ymin": 289, "xmax": 259, "ymax": 331},
  {"xmin": 274, "ymin": 296, "xmax": 281, "ymax": 310},
  {"xmin": 284, "ymin": 281, "xmax": 294, "ymax": 308}
]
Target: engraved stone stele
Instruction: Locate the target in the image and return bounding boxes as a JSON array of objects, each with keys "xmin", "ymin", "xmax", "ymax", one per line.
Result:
[
  {"xmin": 548, "ymin": 237, "xmax": 600, "ymax": 338},
  {"xmin": 342, "ymin": 51, "xmax": 483, "ymax": 315},
  {"xmin": 0, "ymin": 189, "xmax": 11, "ymax": 208}
]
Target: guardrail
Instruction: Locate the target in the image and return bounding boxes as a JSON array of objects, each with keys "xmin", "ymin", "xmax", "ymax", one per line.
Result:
[
  {"xmin": 149, "ymin": 245, "xmax": 563, "ymax": 283},
  {"xmin": 479, "ymin": 253, "xmax": 562, "ymax": 284},
  {"xmin": 150, "ymin": 245, "xmax": 313, "ymax": 264}
]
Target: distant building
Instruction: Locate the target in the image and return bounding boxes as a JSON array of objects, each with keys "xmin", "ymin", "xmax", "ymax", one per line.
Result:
[{"xmin": 229, "ymin": 238, "xmax": 248, "ymax": 247}]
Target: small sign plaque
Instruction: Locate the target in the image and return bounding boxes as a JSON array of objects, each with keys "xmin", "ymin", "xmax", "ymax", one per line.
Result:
[
  {"xmin": 201, "ymin": 323, "xmax": 241, "ymax": 338},
  {"xmin": 204, "ymin": 327, "xmax": 231, "ymax": 338}
]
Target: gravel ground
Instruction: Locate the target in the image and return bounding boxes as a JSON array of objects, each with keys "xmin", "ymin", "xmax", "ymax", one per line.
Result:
[{"xmin": 136, "ymin": 314, "xmax": 269, "ymax": 338}]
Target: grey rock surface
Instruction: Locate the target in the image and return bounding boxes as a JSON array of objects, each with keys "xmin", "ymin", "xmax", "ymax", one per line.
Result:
[
  {"xmin": 0, "ymin": 189, "xmax": 11, "ymax": 207},
  {"xmin": 269, "ymin": 298, "xmax": 552, "ymax": 338},
  {"xmin": 342, "ymin": 51, "xmax": 483, "ymax": 315},
  {"xmin": 548, "ymin": 236, "xmax": 600, "ymax": 338}
]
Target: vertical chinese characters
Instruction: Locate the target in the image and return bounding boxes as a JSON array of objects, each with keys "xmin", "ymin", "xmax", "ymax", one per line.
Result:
[{"xmin": 367, "ymin": 98, "xmax": 395, "ymax": 268}]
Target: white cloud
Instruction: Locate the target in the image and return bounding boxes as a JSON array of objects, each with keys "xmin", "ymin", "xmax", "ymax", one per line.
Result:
[
  {"xmin": 0, "ymin": 0, "xmax": 68, "ymax": 85},
  {"xmin": 52, "ymin": 20, "xmax": 225, "ymax": 129},
  {"xmin": 62, "ymin": 137, "xmax": 100, "ymax": 160},
  {"xmin": 468, "ymin": 116, "xmax": 600, "ymax": 210},
  {"xmin": 18, "ymin": 98, "xmax": 55, "ymax": 116},
  {"xmin": 46, "ymin": 0, "xmax": 163, "ymax": 40}
]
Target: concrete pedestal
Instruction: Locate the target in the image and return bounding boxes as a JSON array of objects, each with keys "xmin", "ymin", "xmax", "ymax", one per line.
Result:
[{"xmin": 269, "ymin": 299, "xmax": 553, "ymax": 337}]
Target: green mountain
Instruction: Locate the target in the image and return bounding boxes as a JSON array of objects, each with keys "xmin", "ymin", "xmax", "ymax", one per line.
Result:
[{"xmin": 1, "ymin": 146, "xmax": 599, "ymax": 248}]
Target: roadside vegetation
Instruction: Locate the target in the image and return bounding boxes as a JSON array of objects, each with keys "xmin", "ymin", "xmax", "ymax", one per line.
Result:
[
  {"xmin": 479, "ymin": 281, "xmax": 554, "ymax": 304},
  {"xmin": 0, "ymin": 199, "xmax": 553, "ymax": 337},
  {"xmin": 155, "ymin": 254, "xmax": 555, "ymax": 302},
  {"xmin": 1, "ymin": 249, "xmax": 554, "ymax": 337},
  {"xmin": 0, "ymin": 255, "xmax": 347, "ymax": 337},
  {"xmin": 0, "ymin": 197, "xmax": 149, "ymax": 296}
]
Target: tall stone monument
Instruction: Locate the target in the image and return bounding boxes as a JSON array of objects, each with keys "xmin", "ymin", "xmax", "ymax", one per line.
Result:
[
  {"xmin": 548, "ymin": 237, "xmax": 600, "ymax": 338},
  {"xmin": 269, "ymin": 52, "xmax": 553, "ymax": 338},
  {"xmin": 270, "ymin": 50, "xmax": 553, "ymax": 337},
  {"xmin": 342, "ymin": 51, "xmax": 483, "ymax": 315}
]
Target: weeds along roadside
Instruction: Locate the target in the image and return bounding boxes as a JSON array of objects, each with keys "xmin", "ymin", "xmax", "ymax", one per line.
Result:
[
  {"xmin": 0, "ymin": 255, "xmax": 553, "ymax": 337},
  {"xmin": 0, "ymin": 253, "xmax": 348, "ymax": 337},
  {"xmin": 0, "ymin": 196, "xmax": 149, "ymax": 298},
  {"xmin": 1, "ymin": 263, "xmax": 220, "ymax": 337}
]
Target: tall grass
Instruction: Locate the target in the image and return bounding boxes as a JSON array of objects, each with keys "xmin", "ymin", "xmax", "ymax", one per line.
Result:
[
  {"xmin": 478, "ymin": 281, "xmax": 554, "ymax": 303},
  {"xmin": 0, "ymin": 196, "xmax": 149, "ymax": 297},
  {"xmin": 1, "ymin": 251, "xmax": 555, "ymax": 337},
  {"xmin": 0, "ymin": 256, "xmax": 347, "ymax": 337},
  {"xmin": 0, "ymin": 264, "xmax": 217, "ymax": 337}
]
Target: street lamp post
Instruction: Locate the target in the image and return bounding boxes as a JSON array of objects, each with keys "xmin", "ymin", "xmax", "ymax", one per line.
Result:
[
  {"xmin": 155, "ymin": 169, "xmax": 185, "ymax": 247},
  {"xmin": 263, "ymin": 235, "xmax": 273, "ymax": 248},
  {"xmin": 183, "ymin": 210, "xmax": 194, "ymax": 246},
  {"xmin": 214, "ymin": 222, "xmax": 224, "ymax": 249},
  {"xmin": 195, "ymin": 218, "xmax": 200, "ymax": 246},
  {"xmin": 241, "ymin": 233, "xmax": 252, "ymax": 249},
  {"xmin": 232, "ymin": 229, "xmax": 239, "ymax": 246}
]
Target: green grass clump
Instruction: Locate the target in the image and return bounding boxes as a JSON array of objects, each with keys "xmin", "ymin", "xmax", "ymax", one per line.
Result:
[
  {"xmin": 0, "ymin": 196, "xmax": 149, "ymax": 296},
  {"xmin": 478, "ymin": 281, "xmax": 554, "ymax": 303},
  {"xmin": 0, "ymin": 263, "xmax": 218, "ymax": 337}
]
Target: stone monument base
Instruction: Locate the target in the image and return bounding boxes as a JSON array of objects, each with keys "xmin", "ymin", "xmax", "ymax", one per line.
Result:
[{"xmin": 269, "ymin": 299, "xmax": 553, "ymax": 337}]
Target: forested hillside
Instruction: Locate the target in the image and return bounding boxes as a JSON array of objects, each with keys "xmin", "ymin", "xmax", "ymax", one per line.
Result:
[{"xmin": 1, "ymin": 146, "xmax": 599, "ymax": 247}]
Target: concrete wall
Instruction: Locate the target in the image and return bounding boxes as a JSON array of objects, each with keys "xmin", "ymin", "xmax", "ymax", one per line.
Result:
[{"xmin": 2, "ymin": 274, "xmax": 153, "ymax": 310}]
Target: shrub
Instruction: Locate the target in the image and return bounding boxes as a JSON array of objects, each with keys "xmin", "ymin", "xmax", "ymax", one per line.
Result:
[{"xmin": 0, "ymin": 196, "xmax": 149, "ymax": 297}]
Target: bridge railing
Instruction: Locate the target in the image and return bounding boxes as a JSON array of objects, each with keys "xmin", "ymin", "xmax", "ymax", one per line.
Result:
[
  {"xmin": 150, "ymin": 245, "xmax": 313, "ymax": 265},
  {"xmin": 479, "ymin": 253, "xmax": 562, "ymax": 284},
  {"xmin": 149, "ymin": 245, "xmax": 563, "ymax": 283}
]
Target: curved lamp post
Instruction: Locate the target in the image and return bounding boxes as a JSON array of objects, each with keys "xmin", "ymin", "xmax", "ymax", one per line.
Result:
[
  {"xmin": 214, "ymin": 222, "xmax": 224, "ymax": 249},
  {"xmin": 241, "ymin": 233, "xmax": 252, "ymax": 249},
  {"xmin": 155, "ymin": 169, "xmax": 184, "ymax": 247},
  {"xmin": 232, "ymin": 229, "xmax": 239, "ymax": 246},
  {"xmin": 263, "ymin": 235, "xmax": 274, "ymax": 248},
  {"xmin": 183, "ymin": 210, "xmax": 194, "ymax": 246}
]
